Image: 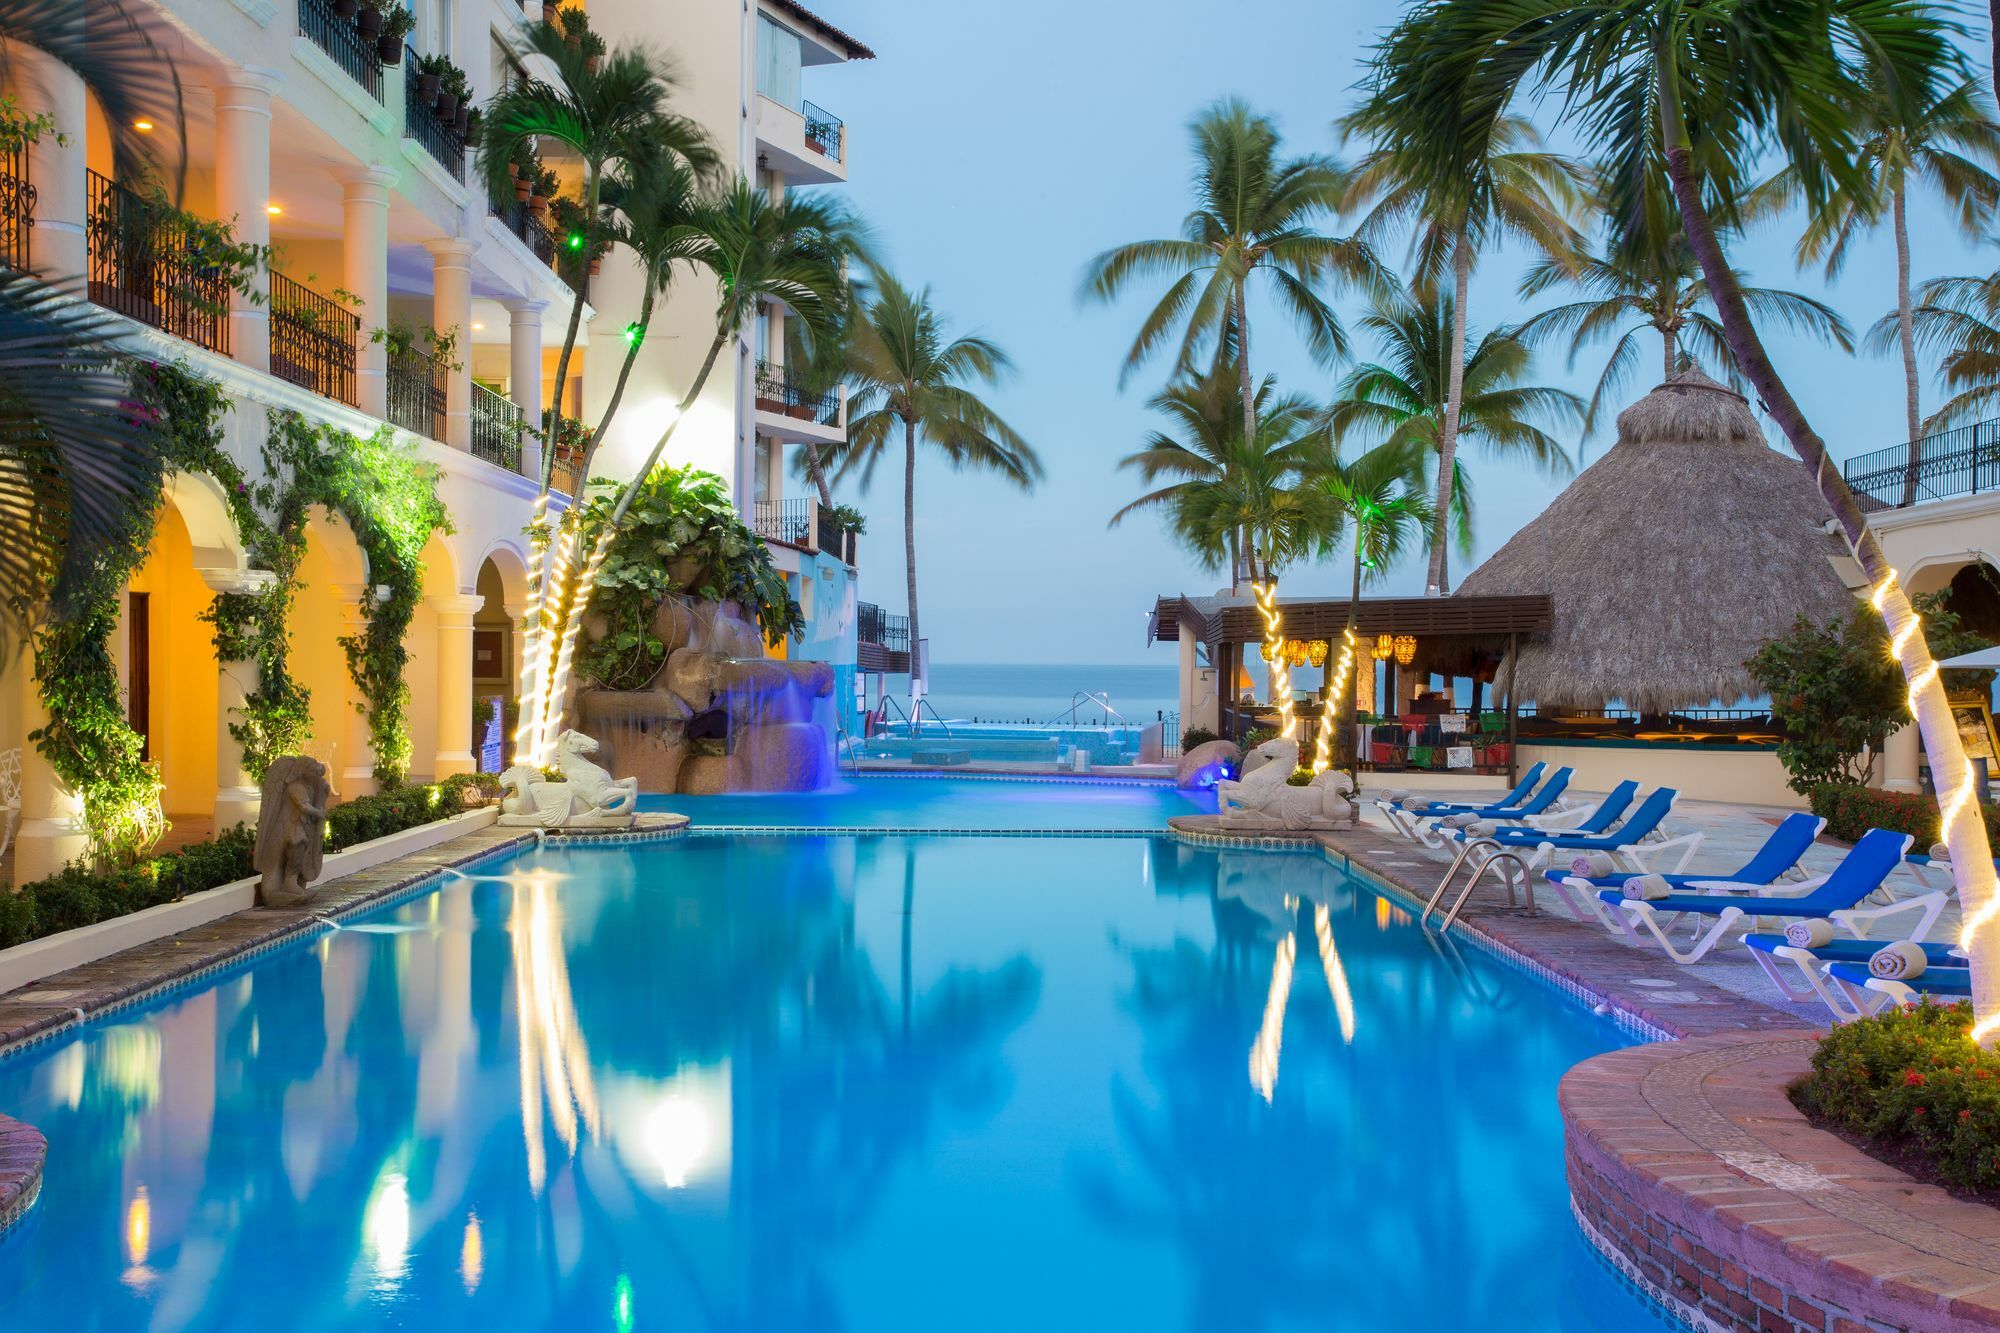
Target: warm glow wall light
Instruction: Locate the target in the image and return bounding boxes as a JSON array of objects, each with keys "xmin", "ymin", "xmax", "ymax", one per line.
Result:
[
  {"xmin": 1372, "ymin": 634, "xmax": 1393, "ymax": 661},
  {"xmin": 1307, "ymin": 639, "xmax": 1329, "ymax": 668},
  {"xmin": 1393, "ymin": 634, "xmax": 1417, "ymax": 667},
  {"xmin": 1252, "ymin": 581, "xmax": 1297, "ymax": 740}
]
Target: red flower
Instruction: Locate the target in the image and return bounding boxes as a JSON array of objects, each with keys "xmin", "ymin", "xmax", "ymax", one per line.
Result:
[
  {"xmin": 1905, "ymin": 1069, "xmax": 1927, "ymax": 1087},
  {"xmin": 1915, "ymin": 1106, "xmax": 1927, "ymax": 1116},
  {"xmin": 1962, "ymin": 1109, "xmax": 1974, "ymax": 1121}
]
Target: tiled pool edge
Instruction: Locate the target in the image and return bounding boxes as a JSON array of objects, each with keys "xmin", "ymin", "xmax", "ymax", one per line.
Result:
[{"xmin": 0, "ymin": 1113, "xmax": 41, "ymax": 1243}]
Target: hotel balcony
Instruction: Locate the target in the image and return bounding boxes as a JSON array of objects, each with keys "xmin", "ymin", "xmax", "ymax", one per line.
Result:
[
  {"xmin": 754, "ymin": 94, "xmax": 848, "ymax": 186},
  {"xmin": 753, "ymin": 359, "xmax": 845, "ymax": 445},
  {"xmin": 753, "ymin": 496, "xmax": 858, "ymax": 567},
  {"xmin": 1843, "ymin": 420, "xmax": 2000, "ymax": 512},
  {"xmin": 856, "ymin": 601, "xmax": 909, "ymax": 674}
]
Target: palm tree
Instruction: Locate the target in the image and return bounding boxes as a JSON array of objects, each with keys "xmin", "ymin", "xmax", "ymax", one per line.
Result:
[
  {"xmin": 1326, "ymin": 287, "xmax": 1580, "ymax": 571},
  {"xmin": 1369, "ymin": 0, "xmax": 2000, "ymax": 1035},
  {"xmin": 1516, "ymin": 232, "xmax": 1852, "ymax": 438},
  {"xmin": 1336, "ymin": 113, "xmax": 1585, "ymax": 592},
  {"xmin": 517, "ymin": 180, "xmax": 853, "ymax": 763},
  {"xmin": 1303, "ymin": 441, "xmax": 1433, "ymax": 769},
  {"xmin": 1082, "ymin": 99, "xmax": 1378, "ymax": 582},
  {"xmin": 475, "ymin": 16, "xmax": 715, "ymax": 488},
  {"xmin": 1109, "ymin": 365, "xmax": 1327, "ymax": 579},
  {"xmin": 1749, "ymin": 63, "xmax": 2000, "ymax": 485},
  {"xmin": 821, "ymin": 272, "xmax": 1039, "ymax": 710}
]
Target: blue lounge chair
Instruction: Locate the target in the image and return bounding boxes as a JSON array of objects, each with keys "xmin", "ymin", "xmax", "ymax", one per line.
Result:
[
  {"xmin": 1744, "ymin": 931, "xmax": 1962, "ymax": 1019},
  {"xmin": 1382, "ymin": 768, "xmax": 1576, "ymax": 848},
  {"xmin": 1390, "ymin": 761, "xmax": 1546, "ymax": 819},
  {"xmin": 1603, "ymin": 829, "xmax": 1938, "ymax": 965},
  {"xmin": 1543, "ymin": 812, "xmax": 1825, "ymax": 930},
  {"xmin": 1426, "ymin": 787, "xmax": 1695, "ymax": 916},
  {"xmin": 1826, "ymin": 959, "xmax": 1972, "ymax": 1015}
]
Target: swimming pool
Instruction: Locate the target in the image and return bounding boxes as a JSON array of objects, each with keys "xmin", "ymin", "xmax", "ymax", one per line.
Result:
[
  {"xmin": 643, "ymin": 774, "xmax": 1215, "ymax": 830},
  {"xmin": 0, "ymin": 824, "xmax": 1663, "ymax": 1330}
]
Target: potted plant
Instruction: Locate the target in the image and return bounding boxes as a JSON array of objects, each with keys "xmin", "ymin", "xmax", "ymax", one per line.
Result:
[
  {"xmin": 528, "ymin": 166, "xmax": 558, "ymax": 220},
  {"xmin": 511, "ymin": 142, "xmax": 536, "ymax": 200},
  {"xmin": 541, "ymin": 2, "xmax": 560, "ymax": 23},
  {"xmin": 355, "ymin": 0, "xmax": 384, "ymax": 40},
  {"xmin": 446, "ymin": 68, "xmax": 474, "ymax": 132},
  {"xmin": 331, "ymin": 0, "xmax": 358, "ymax": 16},
  {"xmin": 413, "ymin": 53, "xmax": 445, "ymax": 107},
  {"xmin": 463, "ymin": 107, "xmax": 482, "ymax": 146},
  {"xmin": 375, "ymin": 3, "xmax": 413, "ymax": 64}
]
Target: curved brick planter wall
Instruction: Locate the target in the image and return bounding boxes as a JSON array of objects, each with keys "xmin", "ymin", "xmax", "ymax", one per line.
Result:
[
  {"xmin": 1564, "ymin": 1031, "xmax": 2000, "ymax": 1332},
  {"xmin": 0, "ymin": 1113, "xmax": 45, "ymax": 1239}
]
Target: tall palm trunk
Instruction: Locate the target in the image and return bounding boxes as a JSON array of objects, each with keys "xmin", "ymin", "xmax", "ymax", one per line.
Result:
[
  {"xmin": 543, "ymin": 165, "xmax": 601, "ymax": 476},
  {"xmin": 903, "ymin": 416, "xmax": 922, "ymax": 729},
  {"xmin": 1234, "ymin": 283, "xmax": 1257, "ymax": 589},
  {"xmin": 1892, "ymin": 175, "xmax": 1923, "ymax": 506},
  {"xmin": 805, "ymin": 442, "xmax": 834, "ymax": 509},
  {"xmin": 1661, "ymin": 320, "xmax": 1678, "ymax": 380},
  {"xmin": 1427, "ymin": 235, "xmax": 1471, "ymax": 595},
  {"xmin": 1659, "ymin": 61, "xmax": 2000, "ymax": 1041},
  {"xmin": 1340, "ymin": 545, "xmax": 1364, "ymax": 772}
]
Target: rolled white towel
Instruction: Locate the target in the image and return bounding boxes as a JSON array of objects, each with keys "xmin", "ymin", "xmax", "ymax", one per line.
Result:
[
  {"xmin": 1621, "ymin": 874, "xmax": 1672, "ymax": 901},
  {"xmin": 1784, "ymin": 918, "xmax": 1835, "ymax": 949},
  {"xmin": 1381, "ymin": 789, "xmax": 1410, "ymax": 803},
  {"xmin": 1442, "ymin": 812, "xmax": 1479, "ymax": 829},
  {"xmin": 1929, "ymin": 842, "xmax": 1951, "ymax": 863},
  {"xmin": 1570, "ymin": 852, "xmax": 1617, "ymax": 878},
  {"xmin": 1869, "ymin": 940, "xmax": 1928, "ymax": 980},
  {"xmin": 1399, "ymin": 797, "xmax": 1428, "ymax": 812},
  {"xmin": 1466, "ymin": 820, "xmax": 1499, "ymax": 837}
]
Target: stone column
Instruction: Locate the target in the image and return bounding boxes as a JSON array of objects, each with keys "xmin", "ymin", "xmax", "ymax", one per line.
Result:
[
  {"xmin": 1883, "ymin": 722, "xmax": 1922, "ymax": 793},
  {"xmin": 16, "ymin": 44, "xmax": 86, "ymax": 291},
  {"xmin": 332, "ymin": 582, "xmax": 377, "ymax": 797},
  {"xmin": 12, "ymin": 668, "xmax": 85, "ymax": 884},
  {"xmin": 506, "ymin": 298, "xmax": 545, "ymax": 480},
  {"xmin": 431, "ymin": 593, "xmax": 483, "ymax": 778},
  {"xmin": 214, "ymin": 68, "xmax": 280, "ymax": 373},
  {"xmin": 203, "ymin": 569, "xmax": 274, "ymax": 833},
  {"xmin": 342, "ymin": 168, "xmax": 397, "ymax": 419},
  {"xmin": 426, "ymin": 239, "xmax": 475, "ymax": 450}
]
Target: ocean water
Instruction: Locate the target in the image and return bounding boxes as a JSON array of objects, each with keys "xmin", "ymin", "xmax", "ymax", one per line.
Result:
[{"xmin": 916, "ymin": 662, "xmax": 1180, "ymax": 725}]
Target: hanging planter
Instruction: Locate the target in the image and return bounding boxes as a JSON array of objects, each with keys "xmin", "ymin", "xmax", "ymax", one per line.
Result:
[
  {"xmin": 435, "ymin": 90, "xmax": 458, "ymax": 120},
  {"xmin": 514, "ymin": 176, "xmax": 533, "ymax": 201},
  {"xmin": 376, "ymin": 31, "xmax": 405, "ymax": 64},
  {"xmin": 453, "ymin": 104, "xmax": 471, "ymax": 134},
  {"xmin": 541, "ymin": 2, "xmax": 560, "ymax": 22},
  {"xmin": 587, "ymin": 256, "xmax": 601, "ymax": 276},
  {"xmin": 415, "ymin": 72, "xmax": 441, "ymax": 105},
  {"xmin": 331, "ymin": 0, "xmax": 358, "ymax": 15},
  {"xmin": 355, "ymin": 5, "xmax": 383, "ymax": 38},
  {"xmin": 528, "ymin": 194, "xmax": 551, "ymax": 220}
]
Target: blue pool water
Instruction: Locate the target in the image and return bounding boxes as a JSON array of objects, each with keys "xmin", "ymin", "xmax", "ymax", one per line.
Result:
[
  {"xmin": 643, "ymin": 774, "xmax": 1216, "ymax": 829},
  {"xmin": 0, "ymin": 832, "xmax": 1656, "ymax": 1330}
]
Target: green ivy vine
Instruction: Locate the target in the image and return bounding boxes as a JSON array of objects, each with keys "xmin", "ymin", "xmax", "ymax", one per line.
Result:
[{"xmin": 265, "ymin": 411, "xmax": 451, "ymax": 788}]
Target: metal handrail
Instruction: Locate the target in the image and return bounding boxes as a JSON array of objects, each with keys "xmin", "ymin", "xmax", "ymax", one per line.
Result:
[
  {"xmin": 298, "ymin": 0, "xmax": 384, "ymax": 102},
  {"xmin": 85, "ymin": 169, "xmax": 229, "ymax": 354},
  {"xmin": 1437, "ymin": 852, "xmax": 1537, "ymax": 931},
  {"xmin": 270, "ymin": 271, "xmax": 359, "ymax": 406},
  {"xmin": 1842, "ymin": 417, "xmax": 2000, "ymax": 511},
  {"xmin": 1039, "ymin": 691, "xmax": 1130, "ymax": 727},
  {"xmin": 0, "ymin": 141, "xmax": 34, "ymax": 274},
  {"xmin": 403, "ymin": 50, "xmax": 468, "ymax": 178},
  {"xmin": 385, "ymin": 345, "xmax": 446, "ymax": 440},
  {"xmin": 471, "ymin": 381, "xmax": 523, "ymax": 472},
  {"xmin": 802, "ymin": 100, "xmax": 843, "ymax": 162}
]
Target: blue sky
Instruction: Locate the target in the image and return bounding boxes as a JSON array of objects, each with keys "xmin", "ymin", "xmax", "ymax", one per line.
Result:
[{"xmin": 800, "ymin": 0, "xmax": 1995, "ymax": 667}]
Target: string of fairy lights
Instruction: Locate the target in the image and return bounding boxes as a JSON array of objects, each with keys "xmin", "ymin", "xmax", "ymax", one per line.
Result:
[{"xmin": 1871, "ymin": 567, "xmax": 2000, "ymax": 1040}]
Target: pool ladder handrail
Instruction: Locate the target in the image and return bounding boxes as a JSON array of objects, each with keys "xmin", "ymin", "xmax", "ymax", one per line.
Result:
[
  {"xmin": 1040, "ymin": 691, "xmax": 1128, "ymax": 728},
  {"xmin": 1420, "ymin": 837, "xmax": 1539, "ymax": 931},
  {"xmin": 879, "ymin": 694, "xmax": 954, "ymax": 737}
]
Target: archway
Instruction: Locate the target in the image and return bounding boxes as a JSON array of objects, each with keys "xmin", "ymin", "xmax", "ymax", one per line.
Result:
[
  {"xmin": 293, "ymin": 511, "xmax": 369, "ymax": 795},
  {"xmin": 472, "ymin": 544, "xmax": 529, "ymax": 773},
  {"xmin": 405, "ymin": 534, "xmax": 463, "ymax": 783},
  {"xmin": 123, "ymin": 498, "xmax": 223, "ymax": 826}
]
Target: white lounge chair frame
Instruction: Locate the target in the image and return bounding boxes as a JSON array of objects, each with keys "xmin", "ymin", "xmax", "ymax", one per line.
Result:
[{"xmin": 1610, "ymin": 889, "xmax": 1947, "ymax": 967}]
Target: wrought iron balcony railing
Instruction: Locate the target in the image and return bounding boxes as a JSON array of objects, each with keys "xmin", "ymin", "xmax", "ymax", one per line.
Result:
[
  {"xmin": 490, "ymin": 194, "xmax": 574, "ymax": 293},
  {"xmin": 471, "ymin": 381, "xmax": 524, "ymax": 473},
  {"xmin": 753, "ymin": 497, "xmax": 814, "ymax": 548},
  {"xmin": 86, "ymin": 170, "xmax": 229, "ymax": 354},
  {"xmin": 753, "ymin": 360, "xmax": 841, "ymax": 426},
  {"xmin": 858, "ymin": 602, "xmax": 908, "ymax": 652},
  {"xmin": 385, "ymin": 346, "xmax": 447, "ymax": 441},
  {"xmin": 270, "ymin": 272, "xmax": 358, "ymax": 406},
  {"xmin": 1842, "ymin": 418, "xmax": 2000, "ymax": 511},
  {"xmin": 547, "ymin": 454, "xmax": 584, "ymax": 498},
  {"xmin": 298, "ymin": 0, "xmax": 384, "ymax": 103},
  {"xmin": 0, "ymin": 142, "xmax": 34, "ymax": 274},
  {"xmin": 814, "ymin": 504, "xmax": 857, "ymax": 565},
  {"xmin": 802, "ymin": 100, "xmax": 843, "ymax": 162},
  {"xmin": 404, "ymin": 51, "xmax": 467, "ymax": 178}
]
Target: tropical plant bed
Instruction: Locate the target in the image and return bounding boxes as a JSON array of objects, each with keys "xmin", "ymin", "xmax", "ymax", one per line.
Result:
[
  {"xmin": 1794, "ymin": 999, "xmax": 2000, "ymax": 1201},
  {"xmin": 1808, "ymin": 782, "xmax": 2000, "ymax": 848}
]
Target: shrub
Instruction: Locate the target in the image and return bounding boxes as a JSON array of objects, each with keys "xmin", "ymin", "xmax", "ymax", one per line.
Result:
[
  {"xmin": 1242, "ymin": 727, "xmax": 1278, "ymax": 747},
  {"xmin": 1796, "ymin": 1000, "xmax": 2000, "ymax": 1190},
  {"xmin": 1808, "ymin": 783, "xmax": 2000, "ymax": 848},
  {"xmin": 1179, "ymin": 726, "xmax": 1218, "ymax": 750},
  {"xmin": 0, "ymin": 775, "xmax": 499, "ymax": 950},
  {"xmin": 1286, "ymin": 768, "xmax": 1314, "ymax": 787}
]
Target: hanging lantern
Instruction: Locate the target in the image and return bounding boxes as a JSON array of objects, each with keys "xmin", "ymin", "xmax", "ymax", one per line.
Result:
[
  {"xmin": 1372, "ymin": 634, "xmax": 1394, "ymax": 661},
  {"xmin": 1393, "ymin": 634, "xmax": 1418, "ymax": 667},
  {"xmin": 1307, "ymin": 639, "xmax": 1329, "ymax": 668}
]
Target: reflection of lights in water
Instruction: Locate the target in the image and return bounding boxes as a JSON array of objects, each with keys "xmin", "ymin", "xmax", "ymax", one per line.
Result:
[
  {"xmin": 644, "ymin": 1095, "xmax": 711, "ymax": 1188},
  {"xmin": 365, "ymin": 1171, "xmax": 411, "ymax": 1280},
  {"xmin": 1314, "ymin": 903, "xmax": 1357, "ymax": 1044},
  {"xmin": 461, "ymin": 1214, "xmax": 483, "ymax": 1293},
  {"xmin": 1248, "ymin": 931, "xmax": 1297, "ymax": 1102},
  {"xmin": 1375, "ymin": 898, "xmax": 1392, "ymax": 931},
  {"xmin": 126, "ymin": 1185, "xmax": 150, "ymax": 1264},
  {"xmin": 614, "ymin": 1274, "xmax": 636, "ymax": 1333},
  {"xmin": 54, "ymin": 1027, "xmax": 164, "ymax": 1112},
  {"xmin": 513, "ymin": 876, "xmax": 601, "ymax": 1192}
]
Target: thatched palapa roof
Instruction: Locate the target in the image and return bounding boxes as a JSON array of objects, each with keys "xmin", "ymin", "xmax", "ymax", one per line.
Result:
[{"xmin": 1452, "ymin": 369, "xmax": 1860, "ymax": 713}]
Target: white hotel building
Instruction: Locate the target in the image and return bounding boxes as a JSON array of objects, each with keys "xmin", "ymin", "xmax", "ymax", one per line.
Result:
[{"xmin": 1, "ymin": 0, "xmax": 873, "ymax": 881}]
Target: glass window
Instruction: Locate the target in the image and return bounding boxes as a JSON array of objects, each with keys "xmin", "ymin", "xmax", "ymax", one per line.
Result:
[{"xmin": 757, "ymin": 15, "xmax": 802, "ymax": 110}]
